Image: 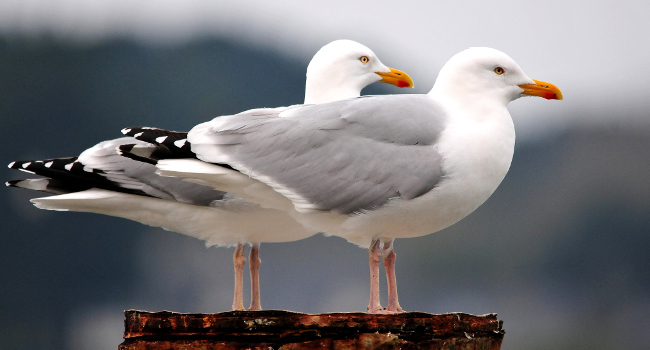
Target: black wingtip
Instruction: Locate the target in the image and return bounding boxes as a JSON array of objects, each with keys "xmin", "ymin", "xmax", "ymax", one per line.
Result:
[
  {"xmin": 118, "ymin": 143, "xmax": 136, "ymax": 153},
  {"xmin": 6, "ymin": 179, "xmax": 40, "ymax": 190},
  {"xmin": 120, "ymin": 127, "xmax": 195, "ymax": 159},
  {"xmin": 8, "ymin": 160, "xmax": 39, "ymax": 174},
  {"xmin": 8, "ymin": 160, "xmax": 28, "ymax": 170},
  {"xmin": 117, "ymin": 144, "xmax": 158, "ymax": 165},
  {"xmin": 122, "ymin": 127, "xmax": 151, "ymax": 137}
]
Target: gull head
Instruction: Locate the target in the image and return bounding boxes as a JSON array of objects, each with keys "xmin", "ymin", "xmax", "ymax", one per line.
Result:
[
  {"xmin": 431, "ymin": 47, "xmax": 562, "ymax": 107},
  {"xmin": 304, "ymin": 39, "xmax": 414, "ymax": 104}
]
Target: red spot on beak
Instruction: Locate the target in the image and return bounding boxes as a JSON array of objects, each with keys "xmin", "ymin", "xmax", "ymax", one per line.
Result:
[
  {"xmin": 544, "ymin": 92, "xmax": 558, "ymax": 100},
  {"xmin": 397, "ymin": 80, "xmax": 410, "ymax": 88}
]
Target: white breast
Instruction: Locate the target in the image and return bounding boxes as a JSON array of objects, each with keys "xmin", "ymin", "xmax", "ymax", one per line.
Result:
[{"xmin": 316, "ymin": 106, "xmax": 516, "ymax": 248}]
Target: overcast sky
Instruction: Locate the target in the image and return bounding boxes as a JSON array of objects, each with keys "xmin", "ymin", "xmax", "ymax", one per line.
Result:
[{"xmin": 2, "ymin": 0, "xmax": 649, "ymax": 141}]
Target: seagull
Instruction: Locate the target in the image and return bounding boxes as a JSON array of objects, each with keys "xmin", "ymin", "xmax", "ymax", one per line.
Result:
[
  {"xmin": 304, "ymin": 39, "xmax": 413, "ymax": 104},
  {"xmin": 140, "ymin": 47, "xmax": 562, "ymax": 313},
  {"xmin": 6, "ymin": 39, "xmax": 414, "ymax": 311}
]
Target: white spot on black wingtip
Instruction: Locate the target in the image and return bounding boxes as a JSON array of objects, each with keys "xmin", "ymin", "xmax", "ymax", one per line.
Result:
[
  {"xmin": 45, "ymin": 161, "xmax": 53, "ymax": 168},
  {"xmin": 5, "ymin": 181, "xmax": 11, "ymax": 187},
  {"xmin": 64, "ymin": 162, "xmax": 74, "ymax": 171},
  {"xmin": 19, "ymin": 169, "xmax": 35, "ymax": 174},
  {"xmin": 156, "ymin": 136, "xmax": 168, "ymax": 144},
  {"xmin": 122, "ymin": 128, "xmax": 131, "ymax": 135},
  {"xmin": 134, "ymin": 132, "xmax": 144, "ymax": 138},
  {"xmin": 21, "ymin": 162, "xmax": 31, "ymax": 169},
  {"xmin": 8, "ymin": 161, "xmax": 15, "ymax": 168},
  {"xmin": 174, "ymin": 139, "xmax": 187, "ymax": 148}
]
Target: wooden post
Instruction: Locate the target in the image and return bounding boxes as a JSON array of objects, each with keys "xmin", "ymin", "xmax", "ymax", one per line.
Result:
[{"xmin": 120, "ymin": 310, "xmax": 504, "ymax": 349}]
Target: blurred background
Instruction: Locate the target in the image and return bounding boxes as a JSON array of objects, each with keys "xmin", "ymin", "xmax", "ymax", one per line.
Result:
[{"xmin": 1, "ymin": 1, "xmax": 649, "ymax": 349}]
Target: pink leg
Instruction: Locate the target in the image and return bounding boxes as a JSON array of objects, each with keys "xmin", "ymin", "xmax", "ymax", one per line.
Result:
[
  {"xmin": 249, "ymin": 243, "xmax": 262, "ymax": 311},
  {"xmin": 232, "ymin": 243, "xmax": 246, "ymax": 311},
  {"xmin": 383, "ymin": 239, "xmax": 403, "ymax": 313},
  {"xmin": 367, "ymin": 238, "xmax": 387, "ymax": 314}
]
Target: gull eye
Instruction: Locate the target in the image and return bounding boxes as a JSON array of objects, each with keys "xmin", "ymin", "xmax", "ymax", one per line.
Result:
[
  {"xmin": 494, "ymin": 67, "xmax": 505, "ymax": 75},
  {"xmin": 359, "ymin": 56, "xmax": 370, "ymax": 64}
]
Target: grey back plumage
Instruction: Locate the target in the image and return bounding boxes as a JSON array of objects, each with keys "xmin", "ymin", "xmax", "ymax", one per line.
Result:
[{"xmin": 190, "ymin": 95, "xmax": 447, "ymax": 214}]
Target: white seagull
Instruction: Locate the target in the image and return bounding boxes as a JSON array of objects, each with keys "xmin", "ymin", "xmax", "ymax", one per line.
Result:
[
  {"xmin": 7, "ymin": 39, "xmax": 414, "ymax": 311},
  {"xmin": 146, "ymin": 47, "xmax": 563, "ymax": 313}
]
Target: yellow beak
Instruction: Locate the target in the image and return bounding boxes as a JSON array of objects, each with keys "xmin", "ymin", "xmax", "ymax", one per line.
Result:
[
  {"xmin": 519, "ymin": 79, "xmax": 563, "ymax": 100},
  {"xmin": 376, "ymin": 67, "xmax": 415, "ymax": 88}
]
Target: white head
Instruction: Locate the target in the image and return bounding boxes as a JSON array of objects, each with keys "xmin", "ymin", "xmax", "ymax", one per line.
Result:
[
  {"xmin": 304, "ymin": 40, "xmax": 414, "ymax": 104},
  {"xmin": 430, "ymin": 47, "xmax": 562, "ymax": 108}
]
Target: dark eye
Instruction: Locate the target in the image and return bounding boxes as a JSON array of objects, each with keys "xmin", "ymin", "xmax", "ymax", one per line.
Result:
[
  {"xmin": 494, "ymin": 67, "xmax": 505, "ymax": 75},
  {"xmin": 359, "ymin": 56, "xmax": 369, "ymax": 64}
]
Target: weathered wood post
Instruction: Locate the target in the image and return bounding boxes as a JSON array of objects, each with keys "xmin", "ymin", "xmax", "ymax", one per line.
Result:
[{"xmin": 119, "ymin": 310, "xmax": 504, "ymax": 349}]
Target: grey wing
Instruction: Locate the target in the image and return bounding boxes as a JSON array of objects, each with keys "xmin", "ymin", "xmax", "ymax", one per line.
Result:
[
  {"xmin": 189, "ymin": 95, "xmax": 447, "ymax": 214},
  {"xmin": 78, "ymin": 137, "xmax": 227, "ymax": 206}
]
